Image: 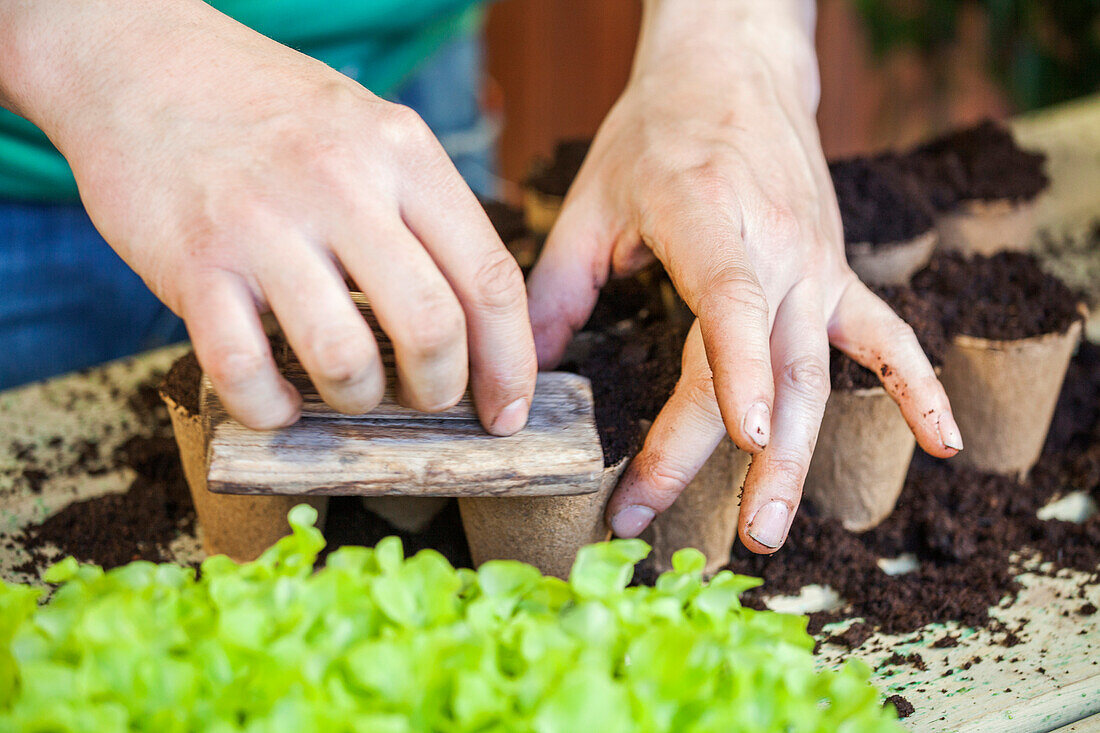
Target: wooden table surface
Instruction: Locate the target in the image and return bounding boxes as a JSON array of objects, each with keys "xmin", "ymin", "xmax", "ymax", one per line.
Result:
[{"xmin": 1, "ymin": 95, "xmax": 1099, "ymax": 732}]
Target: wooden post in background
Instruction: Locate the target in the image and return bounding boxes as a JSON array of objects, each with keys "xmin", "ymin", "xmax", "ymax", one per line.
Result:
[{"xmin": 485, "ymin": 0, "xmax": 1010, "ymax": 192}]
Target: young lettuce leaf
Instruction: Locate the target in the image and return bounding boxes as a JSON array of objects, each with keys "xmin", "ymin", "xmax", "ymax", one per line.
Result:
[{"xmin": 0, "ymin": 504, "xmax": 902, "ymax": 732}]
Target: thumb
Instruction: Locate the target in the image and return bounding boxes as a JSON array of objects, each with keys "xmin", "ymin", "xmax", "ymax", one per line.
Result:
[{"xmin": 525, "ymin": 199, "xmax": 612, "ymax": 368}]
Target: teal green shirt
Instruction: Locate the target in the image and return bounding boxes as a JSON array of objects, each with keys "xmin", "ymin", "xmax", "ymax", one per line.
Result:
[{"xmin": 0, "ymin": 0, "xmax": 482, "ymax": 201}]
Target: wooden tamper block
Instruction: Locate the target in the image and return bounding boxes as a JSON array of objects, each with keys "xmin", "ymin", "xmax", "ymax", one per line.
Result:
[{"xmin": 201, "ymin": 294, "xmax": 605, "ymax": 500}]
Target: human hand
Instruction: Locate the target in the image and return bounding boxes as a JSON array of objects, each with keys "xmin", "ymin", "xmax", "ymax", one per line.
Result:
[
  {"xmin": 526, "ymin": 0, "xmax": 962, "ymax": 552},
  {"xmin": 0, "ymin": 0, "xmax": 536, "ymax": 433}
]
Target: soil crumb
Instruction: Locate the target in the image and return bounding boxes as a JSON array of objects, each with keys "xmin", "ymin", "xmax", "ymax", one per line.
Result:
[{"xmin": 884, "ymin": 694, "xmax": 915, "ymax": 719}]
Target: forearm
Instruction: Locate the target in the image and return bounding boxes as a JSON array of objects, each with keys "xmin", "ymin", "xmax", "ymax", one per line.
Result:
[
  {"xmin": 633, "ymin": 0, "xmax": 820, "ymax": 112},
  {"xmin": 0, "ymin": 0, "xmax": 276, "ymax": 153}
]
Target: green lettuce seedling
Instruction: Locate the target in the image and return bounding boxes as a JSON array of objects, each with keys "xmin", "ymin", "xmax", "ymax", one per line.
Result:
[{"xmin": 0, "ymin": 505, "xmax": 902, "ymax": 731}]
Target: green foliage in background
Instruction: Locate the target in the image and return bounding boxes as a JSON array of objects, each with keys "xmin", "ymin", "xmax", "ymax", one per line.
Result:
[
  {"xmin": 0, "ymin": 504, "xmax": 901, "ymax": 732},
  {"xmin": 854, "ymin": 0, "xmax": 1100, "ymax": 109}
]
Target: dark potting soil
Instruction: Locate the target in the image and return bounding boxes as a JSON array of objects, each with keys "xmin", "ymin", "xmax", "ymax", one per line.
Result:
[
  {"xmin": 830, "ymin": 285, "xmax": 947, "ymax": 392},
  {"xmin": 562, "ymin": 291, "xmax": 690, "ymax": 466},
  {"xmin": 478, "ymin": 197, "xmax": 529, "ymax": 244},
  {"xmin": 15, "ymin": 276, "xmax": 1099, "ymax": 660},
  {"xmin": 884, "ymin": 695, "xmax": 915, "ymax": 719},
  {"xmin": 525, "ymin": 138, "xmax": 591, "ymax": 197},
  {"xmin": 321, "ymin": 498, "xmax": 472, "ymax": 569},
  {"xmin": 17, "ymin": 435, "xmax": 196, "ymax": 570},
  {"xmin": 829, "ymin": 155, "xmax": 934, "ymax": 247},
  {"xmin": 732, "ymin": 341, "xmax": 1100, "ymax": 637},
  {"xmin": 160, "ymin": 349, "xmax": 202, "ymax": 414},
  {"xmin": 903, "ymin": 119, "xmax": 1048, "ymax": 211},
  {"xmin": 911, "ymin": 251, "xmax": 1082, "ymax": 341}
]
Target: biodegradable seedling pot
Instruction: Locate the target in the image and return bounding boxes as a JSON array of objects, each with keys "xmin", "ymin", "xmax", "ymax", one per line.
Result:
[
  {"xmin": 458, "ymin": 458, "xmax": 628, "ymax": 580},
  {"xmin": 939, "ymin": 317, "xmax": 1083, "ymax": 478},
  {"xmin": 522, "ymin": 188, "xmax": 563, "ymax": 237},
  {"xmin": 804, "ymin": 387, "xmax": 916, "ymax": 532},
  {"xmin": 935, "ymin": 197, "xmax": 1039, "ymax": 255},
  {"xmin": 640, "ymin": 439, "xmax": 751, "ymax": 576},
  {"xmin": 847, "ymin": 231, "xmax": 938, "ymax": 286},
  {"xmin": 160, "ymin": 390, "xmax": 328, "ymax": 562}
]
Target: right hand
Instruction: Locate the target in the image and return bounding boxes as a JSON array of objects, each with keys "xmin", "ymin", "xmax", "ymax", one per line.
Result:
[{"xmin": 0, "ymin": 0, "xmax": 536, "ymax": 433}]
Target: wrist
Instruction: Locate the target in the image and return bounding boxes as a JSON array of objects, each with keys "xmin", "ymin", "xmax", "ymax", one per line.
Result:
[
  {"xmin": 0, "ymin": 0, "xmax": 249, "ymax": 153},
  {"xmin": 631, "ymin": 0, "xmax": 820, "ymax": 113}
]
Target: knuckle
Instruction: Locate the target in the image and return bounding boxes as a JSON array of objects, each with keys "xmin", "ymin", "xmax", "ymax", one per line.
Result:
[
  {"xmin": 759, "ymin": 203, "xmax": 802, "ymax": 246},
  {"xmin": 380, "ymin": 104, "xmax": 432, "ymax": 151},
  {"xmin": 685, "ymin": 161, "xmax": 735, "ymax": 203},
  {"xmin": 472, "ymin": 250, "xmax": 527, "ymax": 313},
  {"xmin": 767, "ymin": 455, "xmax": 808, "ymax": 489},
  {"xmin": 305, "ymin": 329, "xmax": 376, "ymax": 384},
  {"xmin": 635, "ymin": 452, "xmax": 693, "ymax": 500},
  {"xmin": 698, "ymin": 266, "xmax": 769, "ymax": 323},
  {"xmin": 400, "ymin": 295, "xmax": 466, "ymax": 359},
  {"xmin": 204, "ymin": 347, "xmax": 270, "ymax": 392},
  {"xmin": 679, "ymin": 374, "xmax": 723, "ymax": 422},
  {"xmin": 780, "ymin": 356, "xmax": 830, "ymax": 403},
  {"xmin": 885, "ymin": 318, "xmax": 919, "ymax": 347}
]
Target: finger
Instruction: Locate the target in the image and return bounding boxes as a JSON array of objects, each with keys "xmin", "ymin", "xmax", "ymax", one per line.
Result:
[
  {"xmin": 738, "ymin": 281, "xmax": 830, "ymax": 554},
  {"xmin": 256, "ymin": 244, "xmax": 385, "ymax": 415},
  {"xmin": 397, "ymin": 150, "xmax": 537, "ymax": 435},
  {"xmin": 525, "ymin": 197, "xmax": 612, "ymax": 369},
  {"xmin": 646, "ymin": 206, "xmax": 776, "ymax": 453},
  {"xmin": 334, "ymin": 216, "xmax": 469, "ymax": 415},
  {"xmin": 181, "ymin": 270, "xmax": 300, "ymax": 430},
  {"xmin": 829, "ymin": 281, "xmax": 962, "ymax": 458},
  {"xmin": 605, "ymin": 322, "xmax": 728, "ymax": 537}
]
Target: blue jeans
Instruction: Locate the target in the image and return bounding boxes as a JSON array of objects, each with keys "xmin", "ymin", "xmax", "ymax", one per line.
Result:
[{"xmin": 0, "ymin": 33, "xmax": 494, "ymax": 389}]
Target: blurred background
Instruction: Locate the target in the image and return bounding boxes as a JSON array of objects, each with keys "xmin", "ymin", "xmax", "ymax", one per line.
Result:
[{"xmin": 484, "ymin": 0, "xmax": 1100, "ymax": 194}]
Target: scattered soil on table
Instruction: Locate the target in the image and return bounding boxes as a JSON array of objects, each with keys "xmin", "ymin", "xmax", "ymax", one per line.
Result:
[
  {"xmin": 910, "ymin": 251, "xmax": 1082, "ymax": 341},
  {"xmin": 525, "ymin": 139, "xmax": 591, "ymax": 197},
  {"xmin": 830, "ymin": 285, "xmax": 947, "ymax": 392},
  {"xmin": 17, "ymin": 435, "xmax": 196, "ymax": 570},
  {"xmin": 829, "ymin": 155, "xmax": 934, "ymax": 247},
  {"xmin": 902, "ymin": 119, "xmax": 1048, "ymax": 211},
  {"xmin": 884, "ymin": 694, "xmax": 914, "ymax": 719},
  {"xmin": 825, "ymin": 621, "xmax": 873, "ymax": 650},
  {"xmin": 732, "ymin": 341, "xmax": 1100, "ymax": 637}
]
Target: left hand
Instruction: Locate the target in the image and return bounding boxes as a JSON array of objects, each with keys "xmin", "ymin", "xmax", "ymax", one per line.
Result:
[{"xmin": 526, "ymin": 0, "xmax": 962, "ymax": 553}]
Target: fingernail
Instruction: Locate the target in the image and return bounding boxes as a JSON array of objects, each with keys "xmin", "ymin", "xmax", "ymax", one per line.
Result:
[
  {"xmin": 747, "ymin": 501, "xmax": 790, "ymax": 549},
  {"xmin": 938, "ymin": 413, "xmax": 964, "ymax": 451},
  {"xmin": 610, "ymin": 505, "xmax": 656, "ymax": 538},
  {"xmin": 743, "ymin": 401, "xmax": 771, "ymax": 449},
  {"xmin": 490, "ymin": 398, "xmax": 529, "ymax": 436}
]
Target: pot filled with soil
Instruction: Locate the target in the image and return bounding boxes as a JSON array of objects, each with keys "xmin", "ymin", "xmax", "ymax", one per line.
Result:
[
  {"xmin": 522, "ymin": 139, "xmax": 589, "ymax": 235},
  {"xmin": 460, "ymin": 277, "xmax": 742, "ymax": 578},
  {"xmin": 640, "ymin": 438, "xmax": 752, "ymax": 576},
  {"xmin": 158, "ymin": 352, "xmax": 328, "ymax": 562},
  {"xmin": 911, "ymin": 251, "xmax": 1085, "ymax": 478},
  {"xmin": 902, "ymin": 120, "xmax": 1048, "ymax": 255},
  {"xmin": 804, "ymin": 286, "xmax": 946, "ymax": 531},
  {"xmin": 830, "ymin": 156, "xmax": 938, "ymax": 286}
]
